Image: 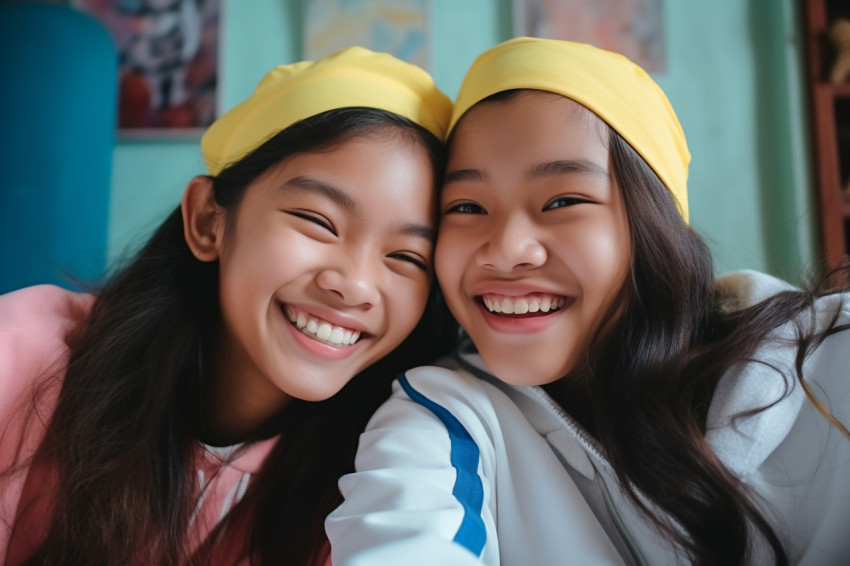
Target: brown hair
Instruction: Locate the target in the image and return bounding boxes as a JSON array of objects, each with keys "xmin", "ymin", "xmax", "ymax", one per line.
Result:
[
  {"xmin": 543, "ymin": 127, "xmax": 850, "ymax": 566},
  {"xmin": 7, "ymin": 107, "xmax": 455, "ymax": 565}
]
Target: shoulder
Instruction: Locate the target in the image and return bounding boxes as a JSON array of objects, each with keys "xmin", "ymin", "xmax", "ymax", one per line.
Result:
[
  {"xmin": 707, "ymin": 271, "xmax": 850, "ymax": 477},
  {"xmin": 380, "ymin": 360, "xmax": 513, "ymax": 436},
  {"xmin": 398, "ymin": 360, "xmax": 504, "ymax": 407},
  {"xmin": 333, "ymin": 362, "xmax": 503, "ymax": 565},
  {"xmin": 0, "ymin": 284, "xmax": 95, "ymax": 330},
  {"xmin": 0, "ymin": 286, "xmax": 92, "ymax": 526},
  {"xmin": 714, "ymin": 269, "xmax": 796, "ymax": 311},
  {"xmin": 0, "ymin": 285, "xmax": 94, "ymax": 413},
  {"xmin": 0, "ymin": 284, "xmax": 94, "ymax": 366},
  {"xmin": 354, "ymin": 359, "xmax": 515, "ymax": 473},
  {"xmin": 716, "ymin": 268, "xmax": 850, "ymax": 323}
]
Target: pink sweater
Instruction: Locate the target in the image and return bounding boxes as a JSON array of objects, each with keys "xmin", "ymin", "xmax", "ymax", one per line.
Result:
[{"xmin": 0, "ymin": 285, "xmax": 290, "ymax": 564}]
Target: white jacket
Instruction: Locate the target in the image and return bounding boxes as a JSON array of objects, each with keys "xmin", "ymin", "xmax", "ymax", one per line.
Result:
[{"xmin": 326, "ymin": 271, "xmax": 850, "ymax": 565}]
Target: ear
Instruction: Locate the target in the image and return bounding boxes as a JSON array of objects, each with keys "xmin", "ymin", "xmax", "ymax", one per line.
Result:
[{"xmin": 181, "ymin": 176, "xmax": 224, "ymax": 262}]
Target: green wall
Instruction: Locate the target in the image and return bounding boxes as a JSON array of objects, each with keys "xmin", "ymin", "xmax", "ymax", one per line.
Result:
[{"xmin": 108, "ymin": 0, "xmax": 816, "ymax": 282}]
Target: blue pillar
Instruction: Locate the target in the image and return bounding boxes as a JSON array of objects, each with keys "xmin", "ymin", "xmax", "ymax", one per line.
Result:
[{"xmin": 0, "ymin": 2, "xmax": 117, "ymax": 293}]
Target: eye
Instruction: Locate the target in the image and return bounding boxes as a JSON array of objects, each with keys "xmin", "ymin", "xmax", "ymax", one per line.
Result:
[
  {"xmin": 285, "ymin": 210, "xmax": 337, "ymax": 236},
  {"xmin": 544, "ymin": 196, "xmax": 590, "ymax": 210},
  {"xmin": 388, "ymin": 252, "xmax": 429, "ymax": 272},
  {"xmin": 444, "ymin": 202, "xmax": 486, "ymax": 215}
]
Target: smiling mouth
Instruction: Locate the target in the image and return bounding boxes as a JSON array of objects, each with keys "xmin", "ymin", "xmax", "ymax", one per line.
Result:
[
  {"xmin": 479, "ymin": 293, "xmax": 568, "ymax": 317},
  {"xmin": 283, "ymin": 306, "xmax": 363, "ymax": 347}
]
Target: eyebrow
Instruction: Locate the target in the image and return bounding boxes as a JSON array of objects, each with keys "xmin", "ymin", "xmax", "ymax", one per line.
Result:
[
  {"xmin": 444, "ymin": 159, "xmax": 607, "ymax": 186},
  {"xmin": 528, "ymin": 159, "xmax": 608, "ymax": 179},
  {"xmin": 399, "ymin": 222, "xmax": 437, "ymax": 243},
  {"xmin": 284, "ymin": 175, "xmax": 435, "ymax": 243},
  {"xmin": 283, "ymin": 175, "xmax": 357, "ymax": 211},
  {"xmin": 443, "ymin": 168, "xmax": 484, "ymax": 185}
]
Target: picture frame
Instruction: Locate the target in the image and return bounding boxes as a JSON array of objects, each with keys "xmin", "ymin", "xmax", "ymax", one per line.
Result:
[
  {"xmin": 73, "ymin": 0, "xmax": 222, "ymax": 138},
  {"xmin": 513, "ymin": 0, "xmax": 667, "ymax": 73},
  {"xmin": 303, "ymin": 0, "xmax": 431, "ymax": 71}
]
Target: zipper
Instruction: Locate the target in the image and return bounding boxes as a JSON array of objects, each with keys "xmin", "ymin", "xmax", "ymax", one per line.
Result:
[
  {"xmin": 526, "ymin": 385, "xmax": 656, "ymax": 566},
  {"xmin": 456, "ymin": 348, "xmax": 656, "ymax": 566}
]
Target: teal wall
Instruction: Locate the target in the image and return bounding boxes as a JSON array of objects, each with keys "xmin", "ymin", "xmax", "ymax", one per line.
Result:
[{"xmin": 108, "ymin": 0, "xmax": 816, "ymax": 282}]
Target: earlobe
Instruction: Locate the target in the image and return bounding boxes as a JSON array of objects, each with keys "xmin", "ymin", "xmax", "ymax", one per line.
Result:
[{"xmin": 182, "ymin": 176, "xmax": 224, "ymax": 262}]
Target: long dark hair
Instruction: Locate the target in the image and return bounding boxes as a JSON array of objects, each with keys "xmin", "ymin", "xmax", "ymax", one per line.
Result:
[
  {"xmin": 9, "ymin": 108, "xmax": 455, "ymax": 565},
  {"xmin": 545, "ymin": 127, "xmax": 850, "ymax": 566}
]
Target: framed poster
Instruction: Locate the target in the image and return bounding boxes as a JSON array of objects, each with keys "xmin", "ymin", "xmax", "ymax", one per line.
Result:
[
  {"xmin": 304, "ymin": 0, "xmax": 430, "ymax": 71},
  {"xmin": 74, "ymin": 0, "xmax": 221, "ymax": 138},
  {"xmin": 513, "ymin": 0, "xmax": 667, "ymax": 73}
]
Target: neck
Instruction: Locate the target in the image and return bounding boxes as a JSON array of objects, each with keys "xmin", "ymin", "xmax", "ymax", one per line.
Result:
[{"xmin": 199, "ymin": 327, "xmax": 291, "ymax": 446}]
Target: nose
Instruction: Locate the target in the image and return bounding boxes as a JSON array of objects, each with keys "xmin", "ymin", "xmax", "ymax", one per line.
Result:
[
  {"xmin": 476, "ymin": 214, "xmax": 547, "ymax": 272},
  {"xmin": 315, "ymin": 254, "xmax": 382, "ymax": 308}
]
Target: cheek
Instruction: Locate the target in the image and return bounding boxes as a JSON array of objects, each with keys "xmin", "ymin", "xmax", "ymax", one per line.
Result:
[
  {"xmin": 435, "ymin": 231, "xmax": 466, "ymax": 287},
  {"xmin": 409, "ymin": 278, "xmax": 433, "ymax": 318},
  {"xmin": 589, "ymin": 230, "xmax": 629, "ymax": 281},
  {"xmin": 434, "ymin": 244, "xmax": 450, "ymax": 284},
  {"xmin": 224, "ymin": 219, "xmax": 312, "ymax": 279},
  {"xmin": 385, "ymin": 278, "xmax": 432, "ymax": 343},
  {"xmin": 573, "ymin": 221, "xmax": 631, "ymax": 317}
]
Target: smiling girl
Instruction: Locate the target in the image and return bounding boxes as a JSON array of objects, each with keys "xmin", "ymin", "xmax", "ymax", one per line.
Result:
[
  {"xmin": 0, "ymin": 46, "xmax": 453, "ymax": 565},
  {"xmin": 327, "ymin": 38, "xmax": 850, "ymax": 566}
]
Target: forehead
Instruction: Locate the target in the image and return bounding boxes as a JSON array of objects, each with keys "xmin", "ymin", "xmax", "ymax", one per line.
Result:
[
  {"xmin": 449, "ymin": 91, "xmax": 609, "ymax": 167},
  {"xmin": 248, "ymin": 132, "xmax": 437, "ymax": 221}
]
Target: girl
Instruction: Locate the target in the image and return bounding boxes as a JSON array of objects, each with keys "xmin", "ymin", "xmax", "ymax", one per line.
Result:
[
  {"xmin": 327, "ymin": 38, "xmax": 850, "ymax": 566},
  {"xmin": 0, "ymin": 46, "xmax": 454, "ymax": 565}
]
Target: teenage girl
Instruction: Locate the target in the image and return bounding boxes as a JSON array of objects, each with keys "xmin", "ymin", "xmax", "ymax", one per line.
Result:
[
  {"xmin": 0, "ymin": 46, "xmax": 453, "ymax": 565},
  {"xmin": 327, "ymin": 37, "xmax": 850, "ymax": 566}
]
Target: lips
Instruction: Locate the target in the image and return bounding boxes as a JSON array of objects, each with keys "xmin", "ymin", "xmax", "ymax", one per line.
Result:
[
  {"xmin": 283, "ymin": 305, "xmax": 362, "ymax": 347},
  {"xmin": 480, "ymin": 292, "xmax": 567, "ymax": 316}
]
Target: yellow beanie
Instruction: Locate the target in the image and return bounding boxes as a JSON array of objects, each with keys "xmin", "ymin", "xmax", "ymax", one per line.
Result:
[
  {"xmin": 451, "ymin": 37, "xmax": 690, "ymax": 222},
  {"xmin": 202, "ymin": 46, "xmax": 452, "ymax": 176}
]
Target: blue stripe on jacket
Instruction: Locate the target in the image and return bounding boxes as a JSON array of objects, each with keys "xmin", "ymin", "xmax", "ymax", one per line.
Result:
[{"xmin": 397, "ymin": 373, "xmax": 487, "ymax": 556}]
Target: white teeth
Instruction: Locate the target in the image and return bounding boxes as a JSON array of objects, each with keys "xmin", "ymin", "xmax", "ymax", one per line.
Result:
[
  {"xmin": 317, "ymin": 322, "xmax": 332, "ymax": 341},
  {"xmin": 514, "ymin": 298, "xmax": 529, "ymax": 314},
  {"xmin": 483, "ymin": 296, "xmax": 502, "ymax": 312},
  {"xmin": 482, "ymin": 293, "xmax": 566, "ymax": 315},
  {"xmin": 284, "ymin": 307, "xmax": 361, "ymax": 346}
]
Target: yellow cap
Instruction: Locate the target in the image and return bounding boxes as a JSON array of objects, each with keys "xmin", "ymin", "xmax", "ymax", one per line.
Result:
[
  {"xmin": 451, "ymin": 37, "xmax": 690, "ymax": 222},
  {"xmin": 202, "ymin": 46, "xmax": 452, "ymax": 175}
]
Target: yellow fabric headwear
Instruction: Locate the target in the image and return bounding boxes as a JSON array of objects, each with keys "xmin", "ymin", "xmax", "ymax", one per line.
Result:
[
  {"xmin": 451, "ymin": 37, "xmax": 690, "ymax": 222},
  {"xmin": 202, "ymin": 46, "xmax": 452, "ymax": 176}
]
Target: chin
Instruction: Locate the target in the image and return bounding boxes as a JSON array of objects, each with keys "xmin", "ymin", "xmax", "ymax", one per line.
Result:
[
  {"xmin": 283, "ymin": 377, "xmax": 348, "ymax": 403},
  {"xmin": 485, "ymin": 357, "xmax": 565, "ymax": 387},
  {"xmin": 487, "ymin": 362, "xmax": 539, "ymax": 386}
]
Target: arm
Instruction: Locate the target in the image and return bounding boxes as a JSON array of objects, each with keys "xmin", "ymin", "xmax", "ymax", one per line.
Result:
[
  {"xmin": 0, "ymin": 285, "xmax": 93, "ymax": 556},
  {"xmin": 706, "ymin": 288, "xmax": 850, "ymax": 564},
  {"xmin": 0, "ymin": 284, "xmax": 93, "ymax": 463},
  {"xmin": 326, "ymin": 365, "xmax": 500, "ymax": 566}
]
